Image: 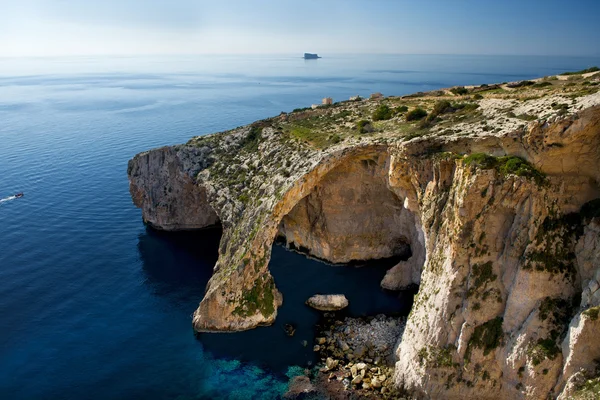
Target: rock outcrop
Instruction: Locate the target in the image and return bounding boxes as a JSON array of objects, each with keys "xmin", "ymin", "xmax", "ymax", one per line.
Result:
[
  {"xmin": 306, "ymin": 294, "xmax": 349, "ymax": 311},
  {"xmin": 128, "ymin": 71, "xmax": 600, "ymax": 399}
]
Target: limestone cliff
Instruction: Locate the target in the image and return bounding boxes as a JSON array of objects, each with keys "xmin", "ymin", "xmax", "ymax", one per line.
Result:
[{"xmin": 128, "ymin": 71, "xmax": 600, "ymax": 398}]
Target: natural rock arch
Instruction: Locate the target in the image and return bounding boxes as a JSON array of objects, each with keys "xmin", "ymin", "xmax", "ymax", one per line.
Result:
[
  {"xmin": 276, "ymin": 147, "xmax": 425, "ymax": 290},
  {"xmin": 192, "ymin": 144, "xmax": 427, "ymax": 331}
]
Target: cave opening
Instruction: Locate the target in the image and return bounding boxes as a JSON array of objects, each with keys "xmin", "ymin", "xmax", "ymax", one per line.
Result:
[{"xmin": 275, "ymin": 153, "xmax": 424, "ymax": 291}]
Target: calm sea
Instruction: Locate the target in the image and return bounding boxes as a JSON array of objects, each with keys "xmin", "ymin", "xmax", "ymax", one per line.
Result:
[{"xmin": 1, "ymin": 54, "xmax": 599, "ymax": 399}]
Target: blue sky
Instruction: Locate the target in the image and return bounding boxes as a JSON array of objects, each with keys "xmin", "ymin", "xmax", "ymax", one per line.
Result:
[{"xmin": 1, "ymin": 0, "xmax": 598, "ymax": 57}]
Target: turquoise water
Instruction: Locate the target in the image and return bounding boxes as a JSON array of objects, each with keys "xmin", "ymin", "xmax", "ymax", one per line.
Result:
[{"xmin": 1, "ymin": 54, "xmax": 599, "ymax": 399}]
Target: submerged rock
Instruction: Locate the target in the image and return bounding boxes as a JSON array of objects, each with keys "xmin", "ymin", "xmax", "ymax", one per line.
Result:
[
  {"xmin": 306, "ymin": 294, "xmax": 349, "ymax": 311},
  {"xmin": 283, "ymin": 375, "xmax": 319, "ymax": 400},
  {"xmin": 283, "ymin": 323, "xmax": 296, "ymax": 337}
]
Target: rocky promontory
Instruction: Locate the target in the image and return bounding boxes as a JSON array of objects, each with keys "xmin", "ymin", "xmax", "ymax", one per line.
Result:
[{"xmin": 128, "ymin": 70, "xmax": 600, "ymax": 399}]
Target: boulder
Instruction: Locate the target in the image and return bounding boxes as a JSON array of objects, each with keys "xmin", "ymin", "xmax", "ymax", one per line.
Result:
[
  {"xmin": 325, "ymin": 357, "xmax": 339, "ymax": 371},
  {"xmin": 284, "ymin": 376, "xmax": 318, "ymax": 400},
  {"xmin": 306, "ymin": 294, "xmax": 349, "ymax": 311}
]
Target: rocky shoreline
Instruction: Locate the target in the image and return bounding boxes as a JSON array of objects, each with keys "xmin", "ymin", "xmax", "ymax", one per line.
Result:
[{"xmin": 285, "ymin": 314, "xmax": 411, "ymax": 399}]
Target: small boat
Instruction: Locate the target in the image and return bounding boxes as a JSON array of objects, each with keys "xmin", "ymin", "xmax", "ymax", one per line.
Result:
[{"xmin": 15, "ymin": 192, "xmax": 24, "ymax": 198}]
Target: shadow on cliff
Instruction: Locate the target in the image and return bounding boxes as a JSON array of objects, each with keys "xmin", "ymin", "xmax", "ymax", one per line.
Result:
[{"xmin": 137, "ymin": 225, "xmax": 222, "ymax": 303}]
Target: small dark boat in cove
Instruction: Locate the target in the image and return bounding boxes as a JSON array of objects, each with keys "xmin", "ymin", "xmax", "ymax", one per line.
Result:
[{"xmin": 15, "ymin": 192, "xmax": 24, "ymax": 198}]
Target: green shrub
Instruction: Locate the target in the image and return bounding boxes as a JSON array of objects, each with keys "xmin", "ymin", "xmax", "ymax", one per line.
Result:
[
  {"xmin": 529, "ymin": 338, "xmax": 560, "ymax": 365},
  {"xmin": 454, "ymin": 102, "xmax": 480, "ymax": 112},
  {"xmin": 238, "ymin": 193, "xmax": 250, "ymax": 204},
  {"xmin": 560, "ymin": 66, "xmax": 599, "ymax": 76},
  {"xmin": 464, "ymin": 153, "xmax": 498, "ymax": 169},
  {"xmin": 507, "ymin": 80, "xmax": 535, "ymax": 88},
  {"xmin": 406, "ymin": 107, "xmax": 428, "ymax": 121},
  {"xmin": 583, "ymin": 306, "xmax": 599, "ymax": 321},
  {"xmin": 516, "ymin": 113, "xmax": 537, "ymax": 121},
  {"xmin": 241, "ymin": 126, "xmax": 262, "ymax": 152},
  {"xmin": 292, "ymin": 107, "xmax": 310, "ymax": 113},
  {"xmin": 464, "ymin": 153, "xmax": 546, "ymax": 185},
  {"xmin": 372, "ymin": 104, "xmax": 393, "ymax": 121},
  {"xmin": 450, "ymin": 86, "xmax": 468, "ymax": 95},
  {"xmin": 466, "ymin": 317, "xmax": 503, "ymax": 359},
  {"xmin": 395, "ymin": 105, "xmax": 409, "ymax": 114},
  {"xmin": 356, "ymin": 119, "xmax": 374, "ymax": 134},
  {"xmin": 432, "ymin": 100, "xmax": 452, "ymax": 115}
]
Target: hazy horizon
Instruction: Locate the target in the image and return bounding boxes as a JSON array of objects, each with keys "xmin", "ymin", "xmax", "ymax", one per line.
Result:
[{"xmin": 1, "ymin": 0, "xmax": 599, "ymax": 58}]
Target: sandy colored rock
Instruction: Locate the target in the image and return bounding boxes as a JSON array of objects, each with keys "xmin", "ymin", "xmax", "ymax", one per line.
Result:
[{"xmin": 306, "ymin": 294, "xmax": 349, "ymax": 311}]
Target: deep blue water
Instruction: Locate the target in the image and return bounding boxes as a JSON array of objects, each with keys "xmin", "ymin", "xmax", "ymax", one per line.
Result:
[{"xmin": 1, "ymin": 54, "xmax": 599, "ymax": 399}]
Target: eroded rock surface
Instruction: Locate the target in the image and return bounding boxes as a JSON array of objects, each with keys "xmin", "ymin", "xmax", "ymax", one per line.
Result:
[
  {"xmin": 306, "ymin": 294, "xmax": 349, "ymax": 311},
  {"xmin": 128, "ymin": 73, "xmax": 600, "ymax": 399}
]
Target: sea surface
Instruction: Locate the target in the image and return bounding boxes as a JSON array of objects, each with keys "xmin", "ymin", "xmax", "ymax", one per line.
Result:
[{"xmin": 1, "ymin": 54, "xmax": 599, "ymax": 399}]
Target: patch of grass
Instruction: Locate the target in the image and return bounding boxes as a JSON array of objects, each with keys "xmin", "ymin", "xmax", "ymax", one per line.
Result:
[
  {"xmin": 463, "ymin": 153, "xmax": 498, "ymax": 169},
  {"xmin": 288, "ymin": 125, "xmax": 341, "ymax": 148},
  {"xmin": 233, "ymin": 275, "xmax": 275, "ymax": 317},
  {"xmin": 431, "ymin": 345, "xmax": 456, "ymax": 367},
  {"xmin": 572, "ymin": 376, "xmax": 600, "ymax": 399},
  {"xmin": 453, "ymin": 102, "xmax": 480, "ymax": 112},
  {"xmin": 583, "ymin": 306, "xmax": 600, "ymax": 321},
  {"xmin": 333, "ymin": 110, "xmax": 352, "ymax": 120},
  {"xmin": 532, "ymin": 81, "xmax": 553, "ymax": 88},
  {"xmin": 403, "ymin": 131, "xmax": 426, "ymax": 141},
  {"xmin": 515, "ymin": 113, "xmax": 537, "ymax": 121},
  {"xmin": 560, "ymin": 66, "xmax": 599, "ymax": 76},
  {"xmin": 406, "ymin": 107, "xmax": 428, "ymax": 121}
]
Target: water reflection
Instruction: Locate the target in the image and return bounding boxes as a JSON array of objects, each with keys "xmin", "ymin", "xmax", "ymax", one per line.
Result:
[{"xmin": 137, "ymin": 226, "xmax": 221, "ymax": 301}]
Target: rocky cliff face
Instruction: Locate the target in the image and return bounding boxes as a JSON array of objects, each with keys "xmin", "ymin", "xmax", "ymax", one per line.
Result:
[{"xmin": 128, "ymin": 72, "xmax": 600, "ymax": 398}]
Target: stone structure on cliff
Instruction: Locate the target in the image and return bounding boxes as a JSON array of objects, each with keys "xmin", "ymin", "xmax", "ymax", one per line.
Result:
[{"xmin": 128, "ymin": 71, "xmax": 600, "ymax": 399}]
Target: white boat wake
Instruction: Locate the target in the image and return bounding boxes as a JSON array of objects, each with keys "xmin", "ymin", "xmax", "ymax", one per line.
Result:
[{"xmin": 0, "ymin": 195, "xmax": 17, "ymax": 204}]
